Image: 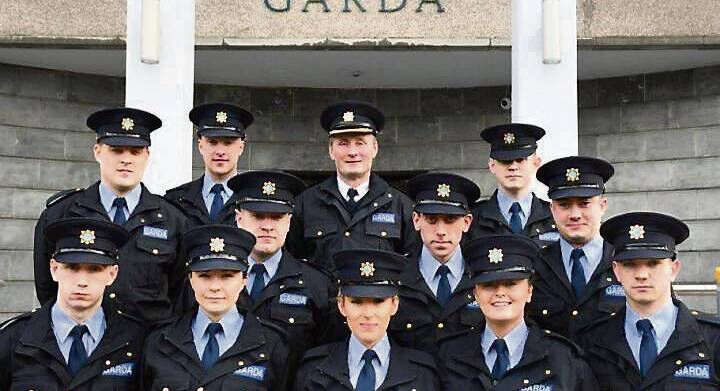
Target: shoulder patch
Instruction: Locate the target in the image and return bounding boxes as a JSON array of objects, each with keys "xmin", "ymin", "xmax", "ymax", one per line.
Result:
[
  {"xmin": 543, "ymin": 329, "xmax": 583, "ymax": 354},
  {"xmin": 693, "ymin": 311, "xmax": 720, "ymax": 327},
  {"xmin": 0, "ymin": 311, "xmax": 33, "ymax": 331},
  {"xmin": 258, "ymin": 317, "xmax": 289, "ymax": 340},
  {"xmin": 301, "ymin": 344, "xmax": 332, "ymax": 361},
  {"xmin": 46, "ymin": 188, "xmax": 84, "ymax": 207},
  {"xmin": 406, "ymin": 348, "xmax": 438, "ymax": 370},
  {"xmin": 298, "ymin": 258, "xmax": 335, "ymax": 281}
]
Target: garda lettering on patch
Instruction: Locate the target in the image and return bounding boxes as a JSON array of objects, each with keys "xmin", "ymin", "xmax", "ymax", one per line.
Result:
[
  {"xmin": 674, "ymin": 363, "xmax": 711, "ymax": 380},
  {"xmin": 371, "ymin": 213, "xmax": 395, "ymax": 224},
  {"xmin": 279, "ymin": 292, "xmax": 308, "ymax": 306},
  {"xmin": 604, "ymin": 284, "xmax": 626, "ymax": 298},
  {"xmin": 234, "ymin": 365, "xmax": 267, "ymax": 381},
  {"xmin": 143, "ymin": 226, "xmax": 168, "ymax": 240},
  {"xmin": 466, "ymin": 300, "xmax": 481, "ymax": 310},
  {"xmin": 538, "ymin": 231, "xmax": 560, "ymax": 242},
  {"xmin": 102, "ymin": 362, "xmax": 134, "ymax": 377},
  {"xmin": 520, "ymin": 381, "xmax": 553, "ymax": 391}
]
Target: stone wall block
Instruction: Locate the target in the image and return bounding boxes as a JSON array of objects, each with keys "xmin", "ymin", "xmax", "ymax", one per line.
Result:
[
  {"xmin": 461, "ymin": 142, "xmax": 490, "ymax": 170},
  {"xmin": 645, "ymin": 69, "xmax": 694, "ymax": 102},
  {"xmin": 596, "ymin": 132, "xmax": 647, "ymax": 162},
  {"xmin": 0, "ymin": 219, "xmax": 35, "ymax": 250},
  {"xmin": 0, "ymin": 282, "xmax": 36, "ymax": 312},
  {"xmin": 397, "ymin": 116, "xmax": 440, "ymax": 144},
  {"xmin": 0, "ymin": 250, "xmax": 34, "ymax": 281},
  {"xmin": 694, "ymin": 65, "xmax": 720, "ymax": 96},
  {"xmin": 0, "ymin": 95, "xmax": 46, "ymax": 128},
  {"xmin": 249, "ymin": 142, "xmax": 331, "ymax": 171},
  {"xmin": 376, "ymin": 89, "xmax": 419, "ymax": 117},
  {"xmin": 38, "ymin": 160, "xmax": 98, "ymax": 190},
  {"xmin": 621, "ymin": 101, "xmax": 670, "ymax": 132},
  {"xmin": 67, "ymin": 73, "xmax": 124, "ymax": 105},
  {"xmin": 64, "ymin": 131, "xmax": 95, "ymax": 161},
  {"xmin": 463, "ymin": 86, "xmax": 509, "ymax": 115},
  {"xmin": 293, "ymin": 88, "xmax": 339, "ymax": 118},
  {"xmin": 11, "ymin": 189, "xmax": 55, "ymax": 220},
  {"xmin": 439, "ymin": 115, "xmax": 483, "ymax": 142},
  {"xmin": 1, "ymin": 156, "xmax": 40, "ymax": 188},
  {"xmin": 195, "ymin": 84, "xmax": 252, "ymax": 107},
  {"xmin": 597, "ymin": 75, "xmax": 644, "ymax": 106},
  {"xmin": 670, "ymin": 95, "xmax": 720, "ymax": 129},
  {"xmin": 579, "ymin": 106, "xmax": 622, "ymax": 135},
  {"xmin": 419, "ymin": 89, "xmax": 462, "ymax": 117},
  {"xmin": 251, "ymin": 88, "xmax": 293, "ymax": 116},
  {"xmin": 271, "ymin": 115, "xmax": 317, "ymax": 142}
]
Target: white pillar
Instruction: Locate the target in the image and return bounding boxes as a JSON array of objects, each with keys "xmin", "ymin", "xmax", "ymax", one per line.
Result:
[
  {"xmin": 512, "ymin": 0, "xmax": 578, "ymax": 196},
  {"xmin": 126, "ymin": 0, "xmax": 195, "ymax": 194}
]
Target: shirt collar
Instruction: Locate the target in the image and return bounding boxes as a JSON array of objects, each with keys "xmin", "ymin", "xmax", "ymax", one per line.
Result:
[
  {"xmin": 51, "ymin": 303, "xmax": 105, "ymax": 344},
  {"xmin": 249, "ymin": 249, "xmax": 283, "ymax": 280},
  {"xmin": 348, "ymin": 333, "xmax": 391, "ymax": 369},
  {"xmin": 419, "ymin": 245, "xmax": 464, "ymax": 280},
  {"xmin": 99, "ymin": 181, "xmax": 142, "ymax": 214},
  {"xmin": 496, "ymin": 189, "xmax": 532, "ymax": 216},
  {"xmin": 193, "ymin": 305, "xmax": 241, "ymax": 337},
  {"xmin": 625, "ymin": 300, "xmax": 677, "ymax": 340},
  {"xmin": 560, "ymin": 235, "xmax": 604, "ymax": 268},
  {"xmin": 337, "ymin": 175, "xmax": 369, "ymax": 200},
  {"xmin": 482, "ymin": 319, "xmax": 529, "ymax": 362},
  {"xmin": 202, "ymin": 172, "xmax": 234, "ymax": 199}
]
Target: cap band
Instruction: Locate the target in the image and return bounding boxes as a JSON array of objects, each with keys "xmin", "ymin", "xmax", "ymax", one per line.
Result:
[
  {"xmin": 237, "ymin": 197, "xmax": 293, "ymax": 207},
  {"xmin": 99, "ymin": 133, "xmax": 144, "ymax": 139},
  {"xmin": 477, "ymin": 266, "xmax": 534, "ymax": 277},
  {"xmin": 55, "ymin": 248, "xmax": 118, "ymax": 258}
]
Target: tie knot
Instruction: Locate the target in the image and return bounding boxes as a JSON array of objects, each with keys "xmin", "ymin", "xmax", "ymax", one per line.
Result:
[
  {"xmin": 636, "ymin": 319, "xmax": 654, "ymax": 334},
  {"xmin": 112, "ymin": 197, "xmax": 127, "ymax": 208},
  {"xmin": 570, "ymin": 248, "xmax": 585, "ymax": 262},
  {"xmin": 362, "ymin": 349, "xmax": 378, "ymax": 362},
  {"xmin": 251, "ymin": 263, "xmax": 267, "ymax": 275},
  {"xmin": 347, "ymin": 188, "xmax": 359, "ymax": 199},
  {"xmin": 491, "ymin": 338, "xmax": 508, "ymax": 353},
  {"xmin": 509, "ymin": 202, "xmax": 521, "ymax": 214},
  {"xmin": 70, "ymin": 324, "xmax": 89, "ymax": 339},
  {"xmin": 211, "ymin": 183, "xmax": 224, "ymax": 195},
  {"xmin": 206, "ymin": 322, "xmax": 223, "ymax": 336},
  {"xmin": 436, "ymin": 264, "xmax": 451, "ymax": 277}
]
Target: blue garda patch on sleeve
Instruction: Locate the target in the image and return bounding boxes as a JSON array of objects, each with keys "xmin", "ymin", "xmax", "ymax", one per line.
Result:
[
  {"xmin": 520, "ymin": 381, "xmax": 553, "ymax": 391},
  {"xmin": 102, "ymin": 362, "xmax": 134, "ymax": 377},
  {"xmin": 604, "ymin": 284, "xmax": 626, "ymax": 298},
  {"xmin": 234, "ymin": 365, "xmax": 267, "ymax": 381},
  {"xmin": 143, "ymin": 226, "xmax": 168, "ymax": 240},
  {"xmin": 538, "ymin": 231, "xmax": 560, "ymax": 242},
  {"xmin": 279, "ymin": 292, "xmax": 308, "ymax": 306},
  {"xmin": 466, "ymin": 300, "xmax": 481, "ymax": 310},
  {"xmin": 674, "ymin": 363, "xmax": 710, "ymax": 380},
  {"xmin": 371, "ymin": 213, "xmax": 395, "ymax": 224}
]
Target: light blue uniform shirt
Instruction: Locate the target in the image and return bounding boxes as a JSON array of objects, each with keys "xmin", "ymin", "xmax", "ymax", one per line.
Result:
[
  {"xmin": 192, "ymin": 306, "xmax": 244, "ymax": 360},
  {"xmin": 246, "ymin": 250, "xmax": 282, "ymax": 293},
  {"xmin": 348, "ymin": 334, "xmax": 391, "ymax": 390},
  {"xmin": 624, "ymin": 300, "xmax": 678, "ymax": 368},
  {"xmin": 99, "ymin": 182, "xmax": 141, "ymax": 222},
  {"xmin": 201, "ymin": 173, "xmax": 233, "ymax": 213},
  {"xmin": 51, "ymin": 303, "xmax": 106, "ymax": 363},
  {"xmin": 482, "ymin": 320, "xmax": 529, "ymax": 372},
  {"xmin": 419, "ymin": 246, "xmax": 465, "ymax": 296},
  {"xmin": 496, "ymin": 190, "xmax": 532, "ymax": 229},
  {"xmin": 560, "ymin": 235, "xmax": 604, "ymax": 282}
]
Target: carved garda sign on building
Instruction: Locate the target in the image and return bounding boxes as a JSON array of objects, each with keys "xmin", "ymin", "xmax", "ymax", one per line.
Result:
[{"xmin": 264, "ymin": 0, "xmax": 445, "ymax": 13}]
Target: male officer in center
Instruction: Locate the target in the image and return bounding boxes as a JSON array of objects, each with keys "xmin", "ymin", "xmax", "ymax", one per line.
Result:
[
  {"xmin": 286, "ymin": 101, "xmax": 419, "ymax": 272},
  {"xmin": 466, "ymin": 123, "xmax": 558, "ymax": 244},
  {"xmin": 165, "ymin": 103, "xmax": 254, "ymax": 227},
  {"xmin": 389, "ymin": 172, "xmax": 484, "ymax": 354}
]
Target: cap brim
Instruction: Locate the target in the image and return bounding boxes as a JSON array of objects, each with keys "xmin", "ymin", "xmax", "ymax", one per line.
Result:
[
  {"xmin": 548, "ymin": 187, "xmax": 603, "ymax": 200},
  {"xmin": 328, "ymin": 129, "xmax": 376, "ymax": 136},
  {"xmin": 613, "ymin": 249, "xmax": 675, "ymax": 262},
  {"xmin": 189, "ymin": 258, "xmax": 249, "ymax": 272},
  {"xmin": 340, "ymin": 284, "xmax": 397, "ymax": 298},
  {"xmin": 490, "ymin": 148, "xmax": 535, "ymax": 161},
  {"xmin": 236, "ymin": 201, "xmax": 293, "ymax": 214},
  {"xmin": 472, "ymin": 270, "xmax": 532, "ymax": 284},
  {"xmin": 198, "ymin": 129, "xmax": 245, "ymax": 138},
  {"xmin": 414, "ymin": 203, "xmax": 468, "ymax": 216},
  {"xmin": 55, "ymin": 252, "xmax": 117, "ymax": 265},
  {"xmin": 99, "ymin": 136, "xmax": 150, "ymax": 147}
]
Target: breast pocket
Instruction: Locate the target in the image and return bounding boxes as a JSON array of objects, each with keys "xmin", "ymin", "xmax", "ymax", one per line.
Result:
[
  {"xmin": 269, "ymin": 293, "xmax": 314, "ymax": 328},
  {"xmin": 222, "ymin": 365, "xmax": 271, "ymax": 390},
  {"xmin": 150, "ymin": 379, "xmax": 189, "ymax": 391},
  {"xmin": 389, "ymin": 304, "xmax": 435, "ymax": 348},
  {"xmin": 10, "ymin": 377, "xmax": 61, "ymax": 391},
  {"xmin": 365, "ymin": 220, "xmax": 401, "ymax": 248},
  {"xmin": 303, "ymin": 222, "xmax": 338, "ymax": 241},
  {"xmin": 133, "ymin": 235, "xmax": 177, "ymax": 289}
]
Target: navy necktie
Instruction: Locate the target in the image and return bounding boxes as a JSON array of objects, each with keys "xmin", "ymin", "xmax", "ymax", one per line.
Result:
[
  {"xmin": 509, "ymin": 202, "xmax": 523, "ymax": 234},
  {"xmin": 209, "ymin": 184, "xmax": 224, "ymax": 222},
  {"xmin": 202, "ymin": 322, "xmax": 223, "ymax": 372},
  {"xmin": 356, "ymin": 349, "xmax": 378, "ymax": 391},
  {"xmin": 249, "ymin": 263, "xmax": 267, "ymax": 302},
  {"xmin": 570, "ymin": 248, "xmax": 587, "ymax": 298},
  {"xmin": 436, "ymin": 265, "xmax": 452, "ymax": 306},
  {"xmin": 636, "ymin": 319, "xmax": 657, "ymax": 377},
  {"xmin": 68, "ymin": 324, "xmax": 89, "ymax": 376},
  {"xmin": 491, "ymin": 338, "xmax": 510, "ymax": 379},
  {"xmin": 346, "ymin": 188, "xmax": 359, "ymax": 211},
  {"xmin": 112, "ymin": 197, "xmax": 127, "ymax": 225}
]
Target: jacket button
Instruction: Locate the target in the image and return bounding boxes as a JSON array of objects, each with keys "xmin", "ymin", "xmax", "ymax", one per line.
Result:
[
  {"xmin": 542, "ymin": 309, "xmax": 548, "ymax": 315},
  {"xmin": 197, "ymin": 388, "xmax": 204, "ymax": 391},
  {"xmin": 105, "ymin": 360, "xmax": 111, "ymax": 365},
  {"xmin": 606, "ymin": 277, "xmax": 613, "ymax": 282},
  {"xmin": 152, "ymin": 249, "xmax": 159, "ymax": 255},
  {"xmin": 127, "ymin": 352, "xmax": 133, "ymax": 357},
  {"xmin": 289, "ymin": 317, "xmax": 295, "ymax": 324},
  {"xmin": 545, "ymin": 369, "xmax": 551, "ymax": 375},
  {"xmin": 345, "ymin": 232, "xmax": 350, "ymax": 237},
  {"xmin": 140, "ymin": 218, "xmax": 145, "ymax": 223},
  {"xmin": 380, "ymin": 231, "xmax": 387, "ymax": 237},
  {"xmin": 260, "ymin": 353, "xmax": 266, "ymax": 358},
  {"xmin": 571, "ymin": 310, "xmax": 579, "ymax": 316},
  {"xmin": 699, "ymin": 352, "xmax": 706, "ymax": 358},
  {"xmin": 523, "ymin": 379, "xmax": 530, "ymax": 384},
  {"xmin": 162, "ymin": 388, "xmax": 169, "ymax": 391},
  {"xmin": 406, "ymin": 323, "xmax": 412, "ymax": 329},
  {"xmin": 157, "ymin": 213, "xmax": 163, "ymax": 218},
  {"xmin": 676, "ymin": 360, "xmax": 683, "ymax": 365},
  {"xmin": 373, "ymin": 202, "xmax": 378, "ymax": 207},
  {"xmin": 299, "ymin": 280, "xmax": 304, "ymax": 285},
  {"xmin": 437, "ymin": 323, "xmax": 444, "ymax": 329},
  {"xmin": 317, "ymin": 230, "xmax": 323, "ymax": 236},
  {"xmin": 387, "ymin": 194, "xmax": 392, "ymax": 198},
  {"xmin": 238, "ymin": 360, "xmax": 245, "ymax": 366},
  {"xmin": 109, "ymin": 293, "xmax": 116, "ymax": 299},
  {"xmin": 279, "ymin": 285, "xmax": 285, "ymax": 289}
]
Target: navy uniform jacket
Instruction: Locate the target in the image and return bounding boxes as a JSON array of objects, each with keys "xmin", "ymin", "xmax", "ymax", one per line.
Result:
[
  {"xmin": 438, "ymin": 320, "xmax": 598, "ymax": 390},
  {"xmin": 579, "ymin": 301, "xmax": 720, "ymax": 390},
  {"xmin": 164, "ymin": 175, "xmax": 239, "ymax": 228},
  {"xmin": 33, "ymin": 182, "xmax": 188, "ymax": 324},
  {"xmin": 527, "ymin": 240, "xmax": 624, "ymax": 340},
  {"xmin": 0, "ymin": 302, "xmax": 146, "ymax": 391},
  {"xmin": 286, "ymin": 174, "xmax": 419, "ymax": 272},
  {"xmin": 141, "ymin": 305, "xmax": 289, "ymax": 391},
  {"xmin": 389, "ymin": 250, "xmax": 484, "ymax": 354},
  {"xmin": 466, "ymin": 191, "xmax": 558, "ymax": 246},
  {"xmin": 293, "ymin": 338, "xmax": 440, "ymax": 390}
]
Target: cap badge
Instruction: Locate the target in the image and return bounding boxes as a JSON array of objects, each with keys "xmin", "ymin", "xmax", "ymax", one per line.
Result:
[
  {"xmin": 216, "ymin": 111, "xmax": 228, "ymax": 124},
  {"xmin": 359, "ymin": 261, "xmax": 375, "ymax": 277},
  {"xmin": 209, "ymin": 237, "xmax": 225, "ymax": 253},
  {"xmin": 503, "ymin": 133, "xmax": 515, "ymax": 144},
  {"xmin": 79, "ymin": 230, "xmax": 96, "ymax": 245},
  {"xmin": 566, "ymin": 167, "xmax": 580, "ymax": 182},
  {"xmin": 488, "ymin": 248, "xmax": 503, "ymax": 264},
  {"xmin": 262, "ymin": 181, "xmax": 276, "ymax": 196},
  {"xmin": 629, "ymin": 225, "xmax": 645, "ymax": 240},
  {"xmin": 343, "ymin": 111, "xmax": 355, "ymax": 122},
  {"xmin": 121, "ymin": 118, "xmax": 134, "ymax": 132},
  {"xmin": 437, "ymin": 183, "xmax": 451, "ymax": 198}
]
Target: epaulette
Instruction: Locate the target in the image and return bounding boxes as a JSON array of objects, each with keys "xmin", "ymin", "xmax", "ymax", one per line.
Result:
[
  {"xmin": 164, "ymin": 181, "xmax": 191, "ymax": 196},
  {"xmin": 0, "ymin": 310, "xmax": 34, "ymax": 331},
  {"xmin": 541, "ymin": 328, "xmax": 583, "ymax": 354},
  {"xmin": 46, "ymin": 187, "xmax": 84, "ymax": 207},
  {"xmin": 690, "ymin": 309, "xmax": 720, "ymax": 327},
  {"xmin": 437, "ymin": 326, "xmax": 474, "ymax": 344},
  {"xmin": 258, "ymin": 317, "xmax": 288, "ymax": 339},
  {"xmin": 300, "ymin": 344, "xmax": 331, "ymax": 361},
  {"xmin": 406, "ymin": 348, "xmax": 438, "ymax": 370},
  {"xmin": 298, "ymin": 258, "xmax": 335, "ymax": 282},
  {"xmin": 160, "ymin": 195, "xmax": 190, "ymax": 218},
  {"xmin": 582, "ymin": 311, "xmax": 616, "ymax": 332}
]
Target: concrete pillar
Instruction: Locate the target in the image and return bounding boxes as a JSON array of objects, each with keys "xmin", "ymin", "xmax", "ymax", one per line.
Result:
[
  {"xmin": 512, "ymin": 0, "xmax": 578, "ymax": 196},
  {"xmin": 125, "ymin": 0, "xmax": 195, "ymax": 194}
]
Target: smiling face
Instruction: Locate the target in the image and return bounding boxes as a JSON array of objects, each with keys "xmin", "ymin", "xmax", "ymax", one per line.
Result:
[
  {"xmin": 474, "ymin": 278, "xmax": 532, "ymax": 331},
  {"xmin": 488, "ymin": 154, "xmax": 541, "ymax": 196},
  {"xmin": 50, "ymin": 260, "xmax": 118, "ymax": 315},
  {"xmin": 613, "ymin": 258, "xmax": 679, "ymax": 314},
  {"xmin": 94, "ymin": 144, "xmax": 149, "ymax": 194},
  {"xmin": 235, "ymin": 209, "xmax": 291, "ymax": 261},
  {"xmin": 338, "ymin": 295, "xmax": 399, "ymax": 348},
  {"xmin": 413, "ymin": 212, "xmax": 472, "ymax": 263},
  {"xmin": 551, "ymin": 195, "xmax": 608, "ymax": 246},
  {"xmin": 190, "ymin": 269, "xmax": 247, "ymax": 321},
  {"xmin": 198, "ymin": 136, "xmax": 245, "ymax": 182},
  {"xmin": 328, "ymin": 134, "xmax": 378, "ymax": 183}
]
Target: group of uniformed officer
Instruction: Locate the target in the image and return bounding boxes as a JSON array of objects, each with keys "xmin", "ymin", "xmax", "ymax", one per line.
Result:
[{"xmin": 0, "ymin": 99, "xmax": 718, "ymax": 390}]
